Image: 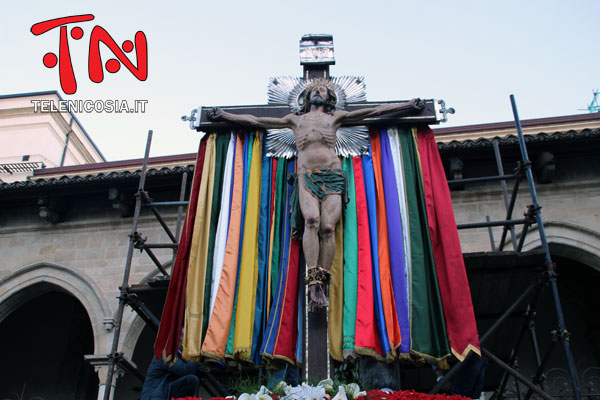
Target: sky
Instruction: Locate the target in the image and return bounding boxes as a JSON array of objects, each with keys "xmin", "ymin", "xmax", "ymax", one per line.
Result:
[{"xmin": 1, "ymin": 1, "xmax": 599, "ymax": 161}]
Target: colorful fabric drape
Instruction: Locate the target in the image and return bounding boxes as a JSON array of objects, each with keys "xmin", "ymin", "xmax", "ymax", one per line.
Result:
[
  {"xmin": 154, "ymin": 138, "xmax": 207, "ymax": 364},
  {"xmin": 261, "ymin": 159, "xmax": 302, "ymax": 364},
  {"xmin": 208, "ymin": 134, "xmax": 236, "ymax": 318},
  {"xmin": 201, "ymin": 133, "xmax": 244, "ymax": 359},
  {"xmin": 353, "ymin": 155, "xmax": 383, "ymax": 358},
  {"xmin": 341, "ymin": 157, "xmax": 358, "ymax": 357},
  {"xmin": 154, "ymin": 126, "xmax": 480, "ymax": 366},
  {"xmin": 371, "ymin": 130, "xmax": 402, "ymax": 354},
  {"xmin": 380, "ymin": 129, "xmax": 410, "ymax": 356},
  {"xmin": 416, "ymin": 127, "xmax": 481, "ymax": 361},
  {"xmin": 182, "ymin": 134, "xmax": 217, "ymax": 360},
  {"xmin": 398, "ymin": 127, "xmax": 450, "ymax": 360}
]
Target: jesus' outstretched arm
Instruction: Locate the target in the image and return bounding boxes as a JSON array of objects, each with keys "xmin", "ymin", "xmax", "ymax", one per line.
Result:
[
  {"xmin": 333, "ymin": 98, "xmax": 425, "ymax": 125},
  {"xmin": 208, "ymin": 107, "xmax": 296, "ymax": 130}
]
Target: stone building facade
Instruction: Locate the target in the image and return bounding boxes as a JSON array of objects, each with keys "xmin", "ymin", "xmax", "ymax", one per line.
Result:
[{"xmin": 0, "ymin": 92, "xmax": 598, "ymax": 398}]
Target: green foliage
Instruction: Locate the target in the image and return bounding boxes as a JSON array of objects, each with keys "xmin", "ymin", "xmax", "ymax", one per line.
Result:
[
  {"xmin": 334, "ymin": 360, "xmax": 360, "ymax": 385},
  {"xmin": 333, "ymin": 360, "xmax": 373, "ymax": 391},
  {"xmin": 226, "ymin": 368, "xmax": 262, "ymax": 396},
  {"xmin": 306, "ymin": 374, "xmax": 322, "ymax": 387}
]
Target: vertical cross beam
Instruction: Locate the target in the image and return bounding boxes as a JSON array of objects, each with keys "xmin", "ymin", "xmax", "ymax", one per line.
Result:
[
  {"xmin": 305, "ymin": 306, "xmax": 331, "ymax": 382},
  {"xmin": 300, "ymin": 34, "xmax": 335, "ymax": 382},
  {"xmin": 300, "ymin": 34, "xmax": 334, "ymax": 80}
]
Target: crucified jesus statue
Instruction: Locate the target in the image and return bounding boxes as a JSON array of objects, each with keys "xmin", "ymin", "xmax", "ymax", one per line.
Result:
[{"xmin": 208, "ymin": 78, "xmax": 424, "ymax": 310}]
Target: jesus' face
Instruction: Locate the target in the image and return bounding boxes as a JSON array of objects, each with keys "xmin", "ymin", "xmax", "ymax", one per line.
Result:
[{"xmin": 309, "ymin": 85, "xmax": 329, "ymax": 105}]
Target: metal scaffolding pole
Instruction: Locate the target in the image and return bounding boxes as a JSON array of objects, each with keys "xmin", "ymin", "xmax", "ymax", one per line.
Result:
[
  {"xmin": 103, "ymin": 130, "xmax": 153, "ymax": 400},
  {"xmin": 510, "ymin": 94, "xmax": 581, "ymax": 400},
  {"xmin": 433, "ymin": 95, "xmax": 582, "ymax": 400}
]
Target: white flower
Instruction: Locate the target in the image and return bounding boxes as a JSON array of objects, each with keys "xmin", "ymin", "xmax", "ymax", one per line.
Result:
[
  {"xmin": 257, "ymin": 386, "xmax": 273, "ymax": 400},
  {"xmin": 317, "ymin": 379, "xmax": 334, "ymax": 394},
  {"xmin": 331, "ymin": 386, "xmax": 348, "ymax": 400},
  {"xmin": 342, "ymin": 383, "xmax": 366, "ymax": 399},
  {"xmin": 283, "ymin": 383, "xmax": 327, "ymax": 400},
  {"xmin": 238, "ymin": 385, "xmax": 272, "ymax": 400}
]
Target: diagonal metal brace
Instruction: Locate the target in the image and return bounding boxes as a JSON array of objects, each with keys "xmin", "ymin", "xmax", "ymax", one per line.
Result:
[
  {"xmin": 107, "ymin": 351, "xmax": 145, "ymax": 382},
  {"xmin": 139, "ymin": 190, "xmax": 178, "ymax": 243},
  {"xmin": 120, "ymin": 291, "xmax": 161, "ymax": 332}
]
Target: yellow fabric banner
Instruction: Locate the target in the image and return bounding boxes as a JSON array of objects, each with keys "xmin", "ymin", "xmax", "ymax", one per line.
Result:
[
  {"xmin": 183, "ymin": 135, "xmax": 216, "ymax": 360},
  {"xmin": 233, "ymin": 133, "xmax": 263, "ymax": 361},
  {"xmin": 329, "ymin": 220, "xmax": 344, "ymax": 361}
]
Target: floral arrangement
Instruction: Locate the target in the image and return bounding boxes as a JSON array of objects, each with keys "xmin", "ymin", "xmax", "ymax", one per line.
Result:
[{"xmin": 173, "ymin": 379, "xmax": 468, "ymax": 400}]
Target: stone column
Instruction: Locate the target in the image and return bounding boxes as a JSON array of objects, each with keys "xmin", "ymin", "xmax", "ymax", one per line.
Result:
[{"xmin": 84, "ymin": 355, "xmax": 125, "ymax": 400}]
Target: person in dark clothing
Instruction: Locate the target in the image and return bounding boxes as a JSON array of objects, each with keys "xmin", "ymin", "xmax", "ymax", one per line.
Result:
[
  {"xmin": 451, "ymin": 354, "xmax": 488, "ymax": 399},
  {"xmin": 141, "ymin": 356, "xmax": 200, "ymax": 400}
]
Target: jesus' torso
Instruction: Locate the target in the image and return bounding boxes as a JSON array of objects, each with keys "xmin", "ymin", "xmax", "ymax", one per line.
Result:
[{"xmin": 292, "ymin": 111, "xmax": 341, "ymax": 173}]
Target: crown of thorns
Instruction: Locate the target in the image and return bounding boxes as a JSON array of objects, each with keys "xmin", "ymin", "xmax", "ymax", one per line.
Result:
[{"xmin": 305, "ymin": 78, "xmax": 336, "ymax": 93}]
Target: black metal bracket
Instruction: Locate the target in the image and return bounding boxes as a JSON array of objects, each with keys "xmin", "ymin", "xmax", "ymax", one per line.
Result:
[
  {"xmin": 542, "ymin": 260, "xmax": 558, "ymax": 282},
  {"xmin": 437, "ymin": 99, "xmax": 455, "ymax": 123},
  {"xmin": 131, "ymin": 231, "xmax": 147, "ymax": 252},
  {"xmin": 525, "ymin": 204, "xmax": 542, "ymax": 223},
  {"xmin": 102, "ymin": 351, "xmax": 145, "ymax": 382},
  {"xmin": 139, "ymin": 189, "xmax": 153, "ymax": 204},
  {"xmin": 552, "ymin": 329, "xmax": 571, "ymax": 342},
  {"xmin": 515, "ymin": 160, "xmax": 532, "ymax": 174}
]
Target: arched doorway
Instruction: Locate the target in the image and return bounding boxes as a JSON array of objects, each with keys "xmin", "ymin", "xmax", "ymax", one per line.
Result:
[
  {"xmin": 482, "ymin": 251, "xmax": 600, "ymax": 397},
  {"xmin": 0, "ymin": 282, "xmax": 98, "ymax": 399}
]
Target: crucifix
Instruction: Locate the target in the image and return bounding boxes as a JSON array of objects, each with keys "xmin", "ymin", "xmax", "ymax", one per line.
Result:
[{"xmin": 186, "ymin": 33, "xmax": 445, "ymax": 382}]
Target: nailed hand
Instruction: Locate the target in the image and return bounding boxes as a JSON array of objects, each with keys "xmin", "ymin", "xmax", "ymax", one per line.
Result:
[
  {"xmin": 207, "ymin": 107, "xmax": 223, "ymax": 121},
  {"xmin": 410, "ymin": 98, "xmax": 425, "ymax": 111}
]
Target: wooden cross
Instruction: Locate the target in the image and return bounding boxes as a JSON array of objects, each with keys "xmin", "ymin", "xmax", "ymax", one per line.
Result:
[{"xmin": 190, "ymin": 34, "xmax": 444, "ymax": 383}]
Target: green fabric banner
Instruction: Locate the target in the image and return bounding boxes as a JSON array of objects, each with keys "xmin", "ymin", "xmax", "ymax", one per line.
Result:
[
  {"xmin": 270, "ymin": 159, "xmax": 287, "ymax": 305},
  {"xmin": 342, "ymin": 156, "xmax": 358, "ymax": 354},
  {"xmin": 398, "ymin": 128, "xmax": 450, "ymax": 360}
]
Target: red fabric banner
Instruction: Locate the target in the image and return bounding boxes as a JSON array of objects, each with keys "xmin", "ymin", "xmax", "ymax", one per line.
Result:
[
  {"xmin": 416, "ymin": 127, "xmax": 480, "ymax": 361},
  {"xmin": 272, "ymin": 238, "xmax": 301, "ymax": 361},
  {"xmin": 154, "ymin": 139, "xmax": 207, "ymax": 363},
  {"xmin": 352, "ymin": 156, "xmax": 383, "ymax": 357}
]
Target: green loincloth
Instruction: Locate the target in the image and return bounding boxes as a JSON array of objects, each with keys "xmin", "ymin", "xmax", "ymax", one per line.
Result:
[{"xmin": 288, "ymin": 168, "xmax": 349, "ymax": 240}]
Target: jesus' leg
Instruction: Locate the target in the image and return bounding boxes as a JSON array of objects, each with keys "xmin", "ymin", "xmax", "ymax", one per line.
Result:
[
  {"xmin": 298, "ymin": 180, "xmax": 329, "ymax": 309},
  {"xmin": 318, "ymin": 194, "xmax": 342, "ymax": 268},
  {"xmin": 298, "ymin": 179, "xmax": 321, "ymax": 267}
]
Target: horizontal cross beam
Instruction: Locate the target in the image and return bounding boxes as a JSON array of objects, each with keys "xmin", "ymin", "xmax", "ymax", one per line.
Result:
[{"xmin": 194, "ymin": 99, "xmax": 441, "ymax": 131}]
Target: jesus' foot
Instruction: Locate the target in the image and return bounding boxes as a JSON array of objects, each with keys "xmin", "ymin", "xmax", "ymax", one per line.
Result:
[{"xmin": 308, "ymin": 283, "xmax": 328, "ymax": 311}]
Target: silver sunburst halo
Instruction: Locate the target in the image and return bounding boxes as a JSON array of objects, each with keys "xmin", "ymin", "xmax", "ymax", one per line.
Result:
[
  {"xmin": 267, "ymin": 76, "xmax": 366, "ymax": 112},
  {"xmin": 266, "ymin": 76, "xmax": 369, "ymax": 158}
]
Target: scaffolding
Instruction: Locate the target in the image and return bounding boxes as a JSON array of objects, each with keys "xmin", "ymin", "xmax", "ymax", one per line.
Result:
[
  {"xmin": 102, "ymin": 95, "xmax": 586, "ymax": 399},
  {"xmin": 429, "ymin": 95, "xmax": 583, "ymax": 400},
  {"xmin": 101, "ymin": 131, "xmax": 228, "ymax": 400}
]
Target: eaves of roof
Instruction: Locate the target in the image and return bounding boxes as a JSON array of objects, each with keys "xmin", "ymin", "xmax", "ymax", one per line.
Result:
[
  {"xmin": 433, "ymin": 112, "xmax": 600, "ymax": 136},
  {"xmin": 436, "ymin": 128, "xmax": 600, "ymax": 152},
  {"xmin": 2, "ymin": 127, "xmax": 598, "ymax": 191},
  {"xmin": 0, "ymin": 165, "xmax": 192, "ymax": 192}
]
